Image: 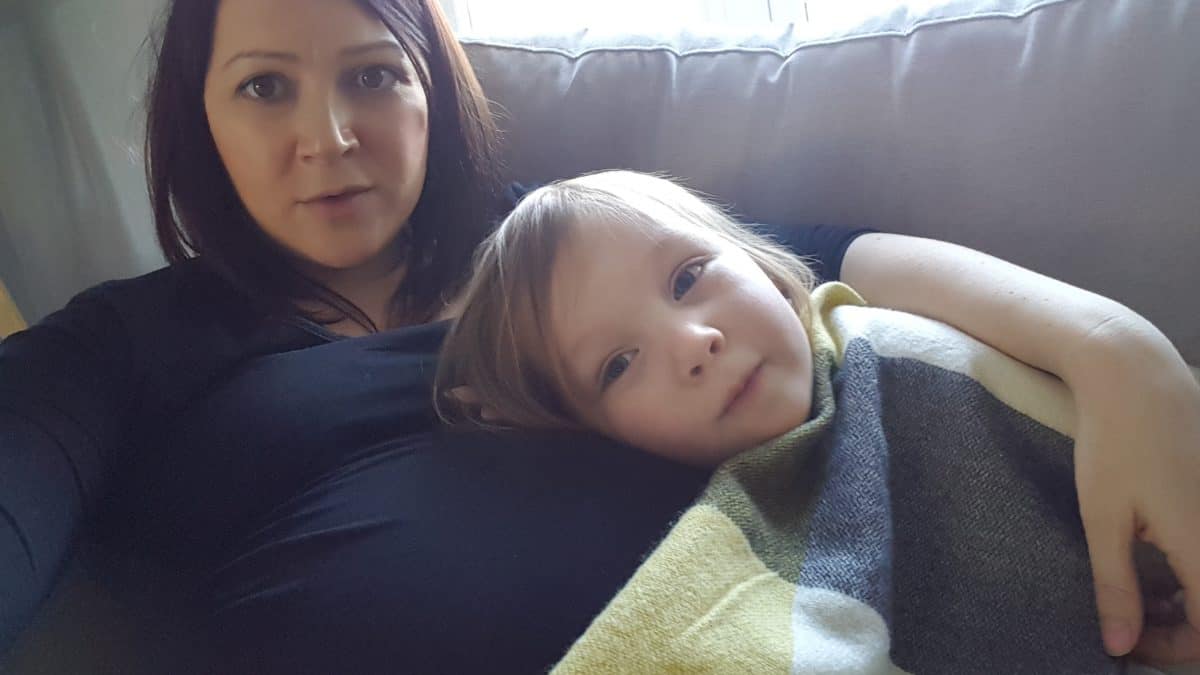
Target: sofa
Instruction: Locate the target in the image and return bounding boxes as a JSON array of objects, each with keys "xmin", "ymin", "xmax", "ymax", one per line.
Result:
[
  {"xmin": 458, "ymin": 0, "xmax": 1199, "ymax": 367},
  {"xmin": 4, "ymin": 0, "xmax": 1198, "ymax": 671},
  {"xmin": 0, "ymin": 280, "xmax": 24, "ymax": 339}
]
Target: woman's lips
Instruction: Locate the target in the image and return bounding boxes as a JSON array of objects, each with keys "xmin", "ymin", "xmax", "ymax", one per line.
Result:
[
  {"xmin": 720, "ymin": 362, "xmax": 763, "ymax": 418},
  {"xmin": 301, "ymin": 187, "xmax": 373, "ymax": 220}
]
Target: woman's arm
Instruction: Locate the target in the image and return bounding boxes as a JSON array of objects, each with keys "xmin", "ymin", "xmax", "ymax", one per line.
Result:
[
  {"xmin": 0, "ymin": 288, "xmax": 135, "ymax": 654},
  {"xmin": 841, "ymin": 233, "xmax": 1200, "ymax": 665}
]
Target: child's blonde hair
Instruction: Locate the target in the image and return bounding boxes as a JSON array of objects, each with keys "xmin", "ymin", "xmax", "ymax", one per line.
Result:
[{"xmin": 435, "ymin": 170, "xmax": 816, "ymax": 431}]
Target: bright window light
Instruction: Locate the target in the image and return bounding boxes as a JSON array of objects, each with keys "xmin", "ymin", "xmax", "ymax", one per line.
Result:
[{"xmin": 448, "ymin": 1, "xmax": 948, "ymax": 33}]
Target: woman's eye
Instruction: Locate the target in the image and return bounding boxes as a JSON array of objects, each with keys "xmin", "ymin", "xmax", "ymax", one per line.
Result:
[
  {"xmin": 239, "ymin": 75, "xmax": 288, "ymax": 101},
  {"xmin": 601, "ymin": 351, "xmax": 636, "ymax": 388},
  {"xmin": 672, "ymin": 261, "xmax": 706, "ymax": 300},
  {"xmin": 355, "ymin": 66, "xmax": 400, "ymax": 90}
]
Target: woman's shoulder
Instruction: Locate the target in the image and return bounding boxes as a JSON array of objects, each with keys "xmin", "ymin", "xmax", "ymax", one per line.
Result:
[
  {"xmin": 18, "ymin": 260, "xmax": 229, "ymax": 346},
  {"xmin": 29, "ymin": 259, "xmax": 290, "ymax": 390},
  {"xmin": 83, "ymin": 259, "xmax": 241, "ymax": 317},
  {"xmin": 64, "ymin": 259, "xmax": 273, "ymax": 343}
]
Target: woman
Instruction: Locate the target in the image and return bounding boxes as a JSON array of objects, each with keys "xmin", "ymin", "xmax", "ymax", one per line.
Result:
[{"xmin": 0, "ymin": 0, "xmax": 1196, "ymax": 671}]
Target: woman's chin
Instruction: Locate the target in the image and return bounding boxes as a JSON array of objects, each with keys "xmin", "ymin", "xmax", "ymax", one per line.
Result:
[
  {"xmin": 288, "ymin": 236, "xmax": 404, "ymax": 278},
  {"xmin": 309, "ymin": 252, "xmax": 381, "ymax": 272}
]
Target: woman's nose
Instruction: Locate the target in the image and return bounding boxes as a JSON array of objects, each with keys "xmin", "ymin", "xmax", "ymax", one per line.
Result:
[
  {"xmin": 673, "ymin": 323, "xmax": 725, "ymax": 380},
  {"xmin": 295, "ymin": 91, "xmax": 359, "ymax": 162}
]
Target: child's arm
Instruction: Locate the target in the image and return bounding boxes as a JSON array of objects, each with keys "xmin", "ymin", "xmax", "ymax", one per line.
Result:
[{"xmin": 840, "ymin": 232, "xmax": 1200, "ymax": 665}]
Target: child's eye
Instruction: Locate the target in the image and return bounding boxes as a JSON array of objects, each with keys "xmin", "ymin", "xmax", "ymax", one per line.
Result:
[
  {"xmin": 352, "ymin": 65, "xmax": 401, "ymax": 90},
  {"xmin": 238, "ymin": 74, "xmax": 291, "ymax": 102},
  {"xmin": 672, "ymin": 260, "xmax": 706, "ymax": 300},
  {"xmin": 601, "ymin": 350, "xmax": 636, "ymax": 389}
]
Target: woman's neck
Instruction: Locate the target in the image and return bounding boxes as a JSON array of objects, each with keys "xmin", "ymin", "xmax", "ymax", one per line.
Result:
[
  {"xmin": 326, "ymin": 264, "xmax": 409, "ymax": 336},
  {"xmin": 295, "ymin": 243, "xmax": 410, "ymax": 337}
]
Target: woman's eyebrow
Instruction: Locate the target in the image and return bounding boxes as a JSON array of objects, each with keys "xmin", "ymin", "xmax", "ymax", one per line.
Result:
[
  {"xmin": 222, "ymin": 50, "xmax": 298, "ymax": 70},
  {"xmin": 221, "ymin": 41, "xmax": 404, "ymax": 71},
  {"xmin": 340, "ymin": 40, "xmax": 405, "ymax": 58}
]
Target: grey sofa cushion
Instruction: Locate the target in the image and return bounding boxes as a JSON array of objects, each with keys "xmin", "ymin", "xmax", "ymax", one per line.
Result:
[{"xmin": 463, "ymin": 0, "xmax": 1200, "ymax": 364}]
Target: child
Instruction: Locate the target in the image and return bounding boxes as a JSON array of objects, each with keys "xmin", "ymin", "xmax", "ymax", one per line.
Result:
[
  {"xmin": 436, "ymin": 170, "xmax": 819, "ymax": 467},
  {"xmin": 435, "ymin": 170, "xmax": 1190, "ymax": 673}
]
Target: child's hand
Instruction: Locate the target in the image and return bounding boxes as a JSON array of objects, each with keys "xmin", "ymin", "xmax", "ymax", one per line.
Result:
[{"xmin": 1070, "ymin": 326, "xmax": 1200, "ymax": 665}]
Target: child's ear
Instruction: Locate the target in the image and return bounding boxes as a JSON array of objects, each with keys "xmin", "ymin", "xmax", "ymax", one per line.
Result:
[{"xmin": 447, "ymin": 386, "xmax": 505, "ymax": 424}]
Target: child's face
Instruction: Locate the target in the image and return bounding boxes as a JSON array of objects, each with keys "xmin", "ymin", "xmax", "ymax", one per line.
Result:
[{"xmin": 547, "ymin": 216, "xmax": 814, "ymax": 467}]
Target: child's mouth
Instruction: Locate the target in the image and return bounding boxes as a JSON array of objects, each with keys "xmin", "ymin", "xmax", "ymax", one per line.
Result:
[{"xmin": 720, "ymin": 362, "xmax": 763, "ymax": 418}]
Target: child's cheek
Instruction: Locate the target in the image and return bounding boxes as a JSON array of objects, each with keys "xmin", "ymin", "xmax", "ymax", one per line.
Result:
[{"xmin": 609, "ymin": 400, "xmax": 672, "ymax": 449}]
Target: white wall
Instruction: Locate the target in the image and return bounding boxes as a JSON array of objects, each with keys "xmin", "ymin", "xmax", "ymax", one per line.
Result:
[{"xmin": 0, "ymin": 0, "xmax": 166, "ymax": 323}]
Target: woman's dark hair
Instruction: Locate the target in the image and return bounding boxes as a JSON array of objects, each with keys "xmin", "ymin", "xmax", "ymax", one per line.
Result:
[{"xmin": 145, "ymin": 0, "xmax": 503, "ymax": 329}]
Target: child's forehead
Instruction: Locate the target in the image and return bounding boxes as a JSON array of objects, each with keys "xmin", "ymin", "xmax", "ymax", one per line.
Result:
[
  {"xmin": 548, "ymin": 213, "xmax": 719, "ymax": 354},
  {"xmin": 565, "ymin": 211, "xmax": 714, "ymax": 250}
]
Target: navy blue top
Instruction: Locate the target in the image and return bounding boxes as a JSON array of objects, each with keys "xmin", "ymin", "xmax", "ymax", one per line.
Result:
[{"xmin": 0, "ymin": 222, "xmax": 872, "ymax": 673}]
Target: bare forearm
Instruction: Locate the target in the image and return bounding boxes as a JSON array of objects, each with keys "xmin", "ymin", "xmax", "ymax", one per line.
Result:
[{"xmin": 839, "ymin": 233, "xmax": 1191, "ymax": 389}]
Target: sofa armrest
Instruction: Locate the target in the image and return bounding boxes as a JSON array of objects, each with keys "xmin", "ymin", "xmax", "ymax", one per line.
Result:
[{"xmin": 0, "ymin": 279, "xmax": 26, "ymax": 338}]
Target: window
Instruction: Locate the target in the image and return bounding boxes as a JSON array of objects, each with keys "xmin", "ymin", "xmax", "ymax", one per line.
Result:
[{"xmin": 446, "ymin": 0, "xmax": 936, "ymax": 33}]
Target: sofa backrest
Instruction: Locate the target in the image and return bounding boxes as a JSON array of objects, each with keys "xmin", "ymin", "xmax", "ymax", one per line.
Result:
[{"xmin": 462, "ymin": 0, "xmax": 1200, "ymax": 364}]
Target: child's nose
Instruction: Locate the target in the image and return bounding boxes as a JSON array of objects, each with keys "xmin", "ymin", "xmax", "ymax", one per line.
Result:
[{"xmin": 675, "ymin": 324, "xmax": 725, "ymax": 380}]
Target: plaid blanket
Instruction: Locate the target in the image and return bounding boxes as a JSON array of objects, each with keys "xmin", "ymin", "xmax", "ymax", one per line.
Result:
[{"xmin": 551, "ymin": 282, "xmax": 1131, "ymax": 675}]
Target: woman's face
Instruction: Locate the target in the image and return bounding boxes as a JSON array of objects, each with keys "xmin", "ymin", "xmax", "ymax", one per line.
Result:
[{"xmin": 203, "ymin": 0, "xmax": 429, "ymax": 274}]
